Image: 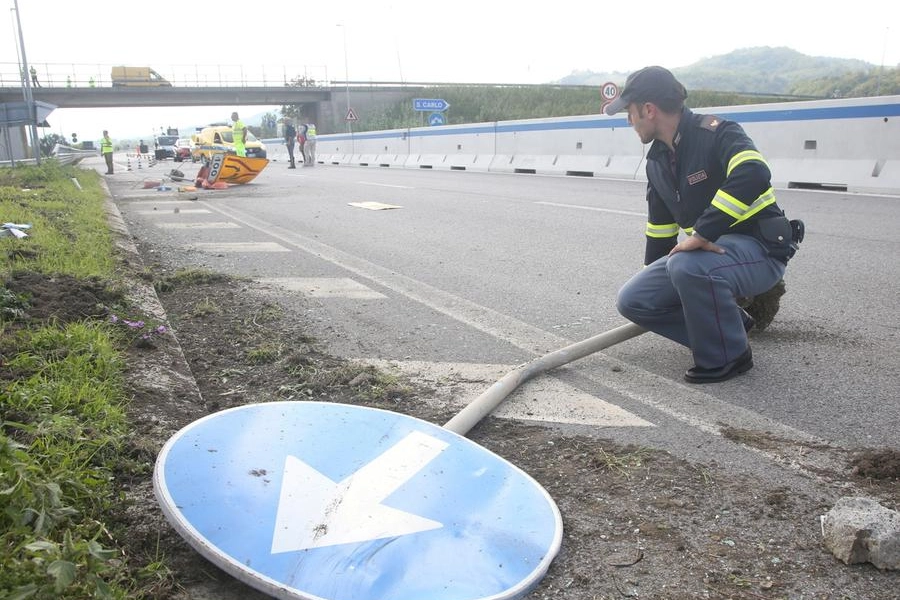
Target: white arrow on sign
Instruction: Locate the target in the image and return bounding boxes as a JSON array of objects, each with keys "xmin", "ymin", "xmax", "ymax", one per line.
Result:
[{"xmin": 271, "ymin": 431, "xmax": 449, "ymax": 553}]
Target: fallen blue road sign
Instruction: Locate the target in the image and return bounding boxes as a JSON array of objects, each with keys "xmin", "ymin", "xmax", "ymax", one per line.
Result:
[
  {"xmin": 154, "ymin": 401, "xmax": 562, "ymax": 600},
  {"xmin": 414, "ymin": 98, "xmax": 450, "ymax": 112}
]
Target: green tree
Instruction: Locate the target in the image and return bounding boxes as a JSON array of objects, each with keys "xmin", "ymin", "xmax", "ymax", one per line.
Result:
[
  {"xmin": 281, "ymin": 74, "xmax": 322, "ymax": 125},
  {"xmin": 790, "ymin": 67, "xmax": 900, "ymax": 97},
  {"xmin": 39, "ymin": 133, "xmax": 69, "ymax": 157},
  {"xmin": 256, "ymin": 111, "xmax": 279, "ymax": 138}
]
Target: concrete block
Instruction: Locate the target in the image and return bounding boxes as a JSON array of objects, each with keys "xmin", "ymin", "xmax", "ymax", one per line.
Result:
[
  {"xmin": 408, "ymin": 154, "xmax": 447, "ymax": 169},
  {"xmin": 593, "ymin": 156, "xmax": 646, "ymax": 180},
  {"xmin": 487, "ymin": 154, "xmax": 516, "ymax": 174},
  {"xmin": 444, "ymin": 154, "xmax": 482, "ymax": 172},
  {"xmin": 468, "ymin": 155, "xmax": 494, "ymax": 172},
  {"xmin": 508, "ymin": 154, "xmax": 558, "ymax": 174},
  {"xmin": 323, "ymin": 153, "xmax": 351, "ymax": 165},
  {"xmin": 373, "ymin": 154, "xmax": 405, "ymax": 168},
  {"xmin": 823, "ymin": 496, "xmax": 900, "ymax": 570}
]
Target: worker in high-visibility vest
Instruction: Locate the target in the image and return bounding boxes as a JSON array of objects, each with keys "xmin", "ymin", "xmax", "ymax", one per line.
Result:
[
  {"xmin": 231, "ymin": 112, "xmax": 247, "ymax": 157},
  {"xmin": 100, "ymin": 130, "xmax": 114, "ymax": 174},
  {"xmin": 303, "ymin": 123, "xmax": 317, "ymax": 166}
]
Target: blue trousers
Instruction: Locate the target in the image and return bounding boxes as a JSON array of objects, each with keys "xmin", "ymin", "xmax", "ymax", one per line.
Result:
[{"xmin": 617, "ymin": 234, "xmax": 786, "ymax": 369}]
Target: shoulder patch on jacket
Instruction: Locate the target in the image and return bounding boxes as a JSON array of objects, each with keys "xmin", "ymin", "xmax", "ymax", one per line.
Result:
[{"xmin": 700, "ymin": 115, "xmax": 722, "ymax": 131}]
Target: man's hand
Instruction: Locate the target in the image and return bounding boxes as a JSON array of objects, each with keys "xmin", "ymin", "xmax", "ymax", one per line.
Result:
[{"xmin": 668, "ymin": 233, "xmax": 725, "ymax": 256}]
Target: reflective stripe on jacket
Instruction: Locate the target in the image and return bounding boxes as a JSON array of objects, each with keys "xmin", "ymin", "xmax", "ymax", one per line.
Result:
[{"xmin": 642, "ymin": 107, "xmax": 783, "ymax": 265}]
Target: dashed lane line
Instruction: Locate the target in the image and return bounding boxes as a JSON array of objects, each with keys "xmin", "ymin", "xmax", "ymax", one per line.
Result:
[
  {"xmin": 137, "ymin": 209, "xmax": 212, "ymax": 215},
  {"xmin": 534, "ymin": 201, "xmax": 644, "ymax": 217},
  {"xmin": 155, "ymin": 222, "xmax": 241, "ymax": 229},
  {"xmin": 257, "ymin": 277, "xmax": 387, "ymax": 299},
  {"xmin": 189, "ymin": 242, "xmax": 290, "ymax": 253}
]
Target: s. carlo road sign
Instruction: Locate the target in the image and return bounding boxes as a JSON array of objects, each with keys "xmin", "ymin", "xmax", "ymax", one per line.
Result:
[
  {"xmin": 154, "ymin": 401, "xmax": 562, "ymax": 600},
  {"xmin": 413, "ymin": 98, "xmax": 450, "ymax": 112}
]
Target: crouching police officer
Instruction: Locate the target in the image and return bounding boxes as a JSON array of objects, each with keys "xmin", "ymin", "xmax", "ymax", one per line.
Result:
[{"xmin": 607, "ymin": 66, "xmax": 803, "ymax": 383}]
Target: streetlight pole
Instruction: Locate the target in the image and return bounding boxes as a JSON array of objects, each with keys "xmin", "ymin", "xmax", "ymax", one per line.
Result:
[
  {"xmin": 12, "ymin": 0, "xmax": 40, "ymax": 165},
  {"xmin": 337, "ymin": 23, "xmax": 353, "ymax": 150}
]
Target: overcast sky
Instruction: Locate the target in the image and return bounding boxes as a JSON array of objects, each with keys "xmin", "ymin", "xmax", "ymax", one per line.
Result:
[{"xmin": 4, "ymin": 0, "xmax": 898, "ymax": 140}]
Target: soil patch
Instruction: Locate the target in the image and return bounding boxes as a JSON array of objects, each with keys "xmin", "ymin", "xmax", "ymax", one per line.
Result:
[
  {"xmin": 4, "ymin": 272, "xmax": 123, "ymax": 323},
  {"xmin": 852, "ymin": 449, "xmax": 900, "ymax": 480}
]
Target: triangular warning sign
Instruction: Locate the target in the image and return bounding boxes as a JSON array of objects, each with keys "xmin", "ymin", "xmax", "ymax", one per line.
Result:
[{"xmin": 345, "ymin": 108, "xmax": 359, "ymax": 121}]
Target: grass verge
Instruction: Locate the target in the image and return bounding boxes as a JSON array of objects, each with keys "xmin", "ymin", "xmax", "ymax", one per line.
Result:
[{"xmin": 1, "ymin": 163, "xmax": 155, "ymax": 598}]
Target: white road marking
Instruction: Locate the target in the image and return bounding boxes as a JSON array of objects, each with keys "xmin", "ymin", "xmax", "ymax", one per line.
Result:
[
  {"xmin": 256, "ymin": 277, "xmax": 387, "ymax": 299},
  {"xmin": 137, "ymin": 209, "xmax": 211, "ymax": 215},
  {"xmin": 133, "ymin": 200, "xmax": 199, "ymax": 205},
  {"xmin": 156, "ymin": 222, "xmax": 240, "ymax": 229},
  {"xmin": 348, "ymin": 201, "xmax": 403, "ymax": 210},
  {"xmin": 190, "ymin": 242, "xmax": 290, "ymax": 253},
  {"xmin": 535, "ymin": 201, "xmax": 644, "ymax": 217},
  {"xmin": 367, "ymin": 360, "xmax": 653, "ymax": 428},
  {"xmin": 358, "ymin": 181, "xmax": 413, "ymax": 189}
]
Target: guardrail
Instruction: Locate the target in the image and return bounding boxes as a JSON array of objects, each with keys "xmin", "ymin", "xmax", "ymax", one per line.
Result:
[{"xmin": 0, "ymin": 62, "xmax": 330, "ymax": 89}]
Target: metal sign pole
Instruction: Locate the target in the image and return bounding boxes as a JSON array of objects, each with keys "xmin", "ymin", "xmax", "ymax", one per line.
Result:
[{"xmin": 444, "ymin": 322, "xmax": 646, "ymax": 435}]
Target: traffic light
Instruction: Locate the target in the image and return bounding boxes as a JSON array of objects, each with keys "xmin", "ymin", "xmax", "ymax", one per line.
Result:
[{"xmin": 72, "ymin": 133, "xmax": 78, "ymax": 143}]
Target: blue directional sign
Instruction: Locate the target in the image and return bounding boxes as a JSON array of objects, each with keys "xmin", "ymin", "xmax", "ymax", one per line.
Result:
[
  {"xmin": 428, "ymin": 112, "xmax": 446, "ymax": 126},
  {"xmin": 414, "ymin": 98, "xmax": 450, "ymax": 112},
  {"xmin": 154, "ymin": 401, "xmax": 562, "ymax": 600}
]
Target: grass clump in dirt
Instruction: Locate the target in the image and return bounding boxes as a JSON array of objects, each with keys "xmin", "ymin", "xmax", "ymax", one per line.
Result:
[
  {"xmin": 282, "ymin": 359, "xmax": 416, "ymax": 404},
  {"xmin": 152, "ymin": 268, "xmax": 231, "ymax": 293},
  {"xmin": 590, "ymin": 445, "xmax": 653, "ymax": 478}
]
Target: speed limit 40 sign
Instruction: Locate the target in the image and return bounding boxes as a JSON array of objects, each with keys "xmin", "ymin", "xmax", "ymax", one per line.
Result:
[{"xmin": 601, "ymin": 81, "xmax": 619, "ymax": 114}]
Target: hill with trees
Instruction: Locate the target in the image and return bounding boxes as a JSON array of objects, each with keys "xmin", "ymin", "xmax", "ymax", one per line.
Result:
[{"xmin": 558, "ymin": 46, "xmax": 897, "ymax": 97}]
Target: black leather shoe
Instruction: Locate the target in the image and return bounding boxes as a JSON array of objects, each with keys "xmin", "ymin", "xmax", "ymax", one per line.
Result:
[
  {"xmin": 741, "ymin": 308, "xmax": 755, "ymax": 333},
  {"xmin": 685, "ymin": 348, "xmax": 753, "ymax": 384}
]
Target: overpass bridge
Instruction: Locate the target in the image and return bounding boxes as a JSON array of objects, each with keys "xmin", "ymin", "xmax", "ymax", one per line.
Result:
[
  {"xmin": 0, "ymin": 61, "xmax": 427, "ymax": 134},
  {"xmin": 0, "ymin": 86, "xmax": 333, "ymax": 108}
]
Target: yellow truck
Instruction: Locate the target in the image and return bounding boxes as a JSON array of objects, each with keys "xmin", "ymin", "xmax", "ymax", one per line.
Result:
[{"xmin": 110, "ymin": 66, "xmax": 171, "ymax": 87}]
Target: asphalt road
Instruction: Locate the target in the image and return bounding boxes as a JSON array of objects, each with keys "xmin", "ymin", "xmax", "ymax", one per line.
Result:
[{"xmin": 104, "ymin": 153, "xmax": 900, "ymax": 469}]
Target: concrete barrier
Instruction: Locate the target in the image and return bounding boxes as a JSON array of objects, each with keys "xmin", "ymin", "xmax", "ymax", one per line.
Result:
[
  {"xmin": 315, "ymin": 96, "xmax": 900, "ymax": 194},
  {"xmin": 260, "ymin": 138, "xmax": 290, "ymax": 164}
]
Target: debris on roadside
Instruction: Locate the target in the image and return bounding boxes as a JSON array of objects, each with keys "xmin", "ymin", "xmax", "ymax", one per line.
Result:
[
  {"xmin": 822, "ymin": 496, "xmax": 900, "ymax": 569},
  {"xmin": 1, "ymin": 222, "xmax": 31, "ymax": 238}
]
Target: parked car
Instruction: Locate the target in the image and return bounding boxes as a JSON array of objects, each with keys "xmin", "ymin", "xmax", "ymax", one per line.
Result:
[
  {"xmin": 154, "ymin": 135, "xmax": 179, "ymax": 159},
  {"xmin": 174, "ymin": 138, "xmax": 194, "ymax": 162},
  {"xmin": 191, "ymin": 125, "xmax": 267, "ymax": 163}
]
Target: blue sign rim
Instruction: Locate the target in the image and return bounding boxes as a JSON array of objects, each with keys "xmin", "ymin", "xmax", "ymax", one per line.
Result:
[{"xmin": 154, "ymin": 401, "xmax": 563, "ymax": 600}]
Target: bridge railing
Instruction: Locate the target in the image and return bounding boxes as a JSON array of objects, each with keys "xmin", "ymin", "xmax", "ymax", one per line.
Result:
[{"xmin": 0, "ymin": 62, "xmax": 331, "ymax": 88}]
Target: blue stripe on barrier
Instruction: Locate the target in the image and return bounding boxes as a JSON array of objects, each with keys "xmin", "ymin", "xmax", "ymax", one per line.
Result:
[{"xmin": 320, "ymin": 102, "xmax": 900, "ymax": 143}]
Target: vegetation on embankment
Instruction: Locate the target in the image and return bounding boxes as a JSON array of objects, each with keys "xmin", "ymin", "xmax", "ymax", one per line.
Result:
[{"xmin": 0, "ymin": 163, "xmax": 160, "ymax": 599}]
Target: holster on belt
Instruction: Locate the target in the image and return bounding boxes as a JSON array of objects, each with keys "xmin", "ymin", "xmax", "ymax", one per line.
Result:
[{"xmin": 754, "ymin": 216, "xmax": 804, "ymax": 263}]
